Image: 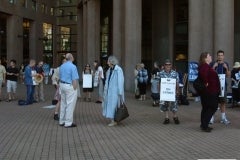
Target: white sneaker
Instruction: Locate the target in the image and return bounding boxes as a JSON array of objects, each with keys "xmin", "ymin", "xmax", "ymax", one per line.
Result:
[
  {"xmin": 209, "ymin": 120, "xmax": 214, "ymax": 124},
  {"xmin": 209, "ymin": 117, "xmax": 214, "ymax": 124},
  {"xmin": 108, "ymin": 121, "xmax": 117, "ymax": 127},
  {"xmin": 220, "ymin": 118, "xmax": 230, "ymax": 125}
]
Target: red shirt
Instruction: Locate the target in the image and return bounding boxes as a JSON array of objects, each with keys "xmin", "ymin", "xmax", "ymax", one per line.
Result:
[{"xmin": 199, "ymin": 63, "xmax": 220, "ymax": 94}]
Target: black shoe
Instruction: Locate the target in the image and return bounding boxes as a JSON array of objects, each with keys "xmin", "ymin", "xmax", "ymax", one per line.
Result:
[
  {"xmin": 54, "ymin": 114, "xmax": 59, "ymax": 121},
  {"xmin": 173, "ymin": 117, "xmax": 180, "ymax": 124},
  {"xmin": 65, "ymin": 123, "xmax": 77, "ymax": 128},
  {"xmin": 201, "ymin": 127, "xmax": 212, "ymax": 132},
  {"xmin": 163, "ymin": 118, "xmax": 170, "ymax": 124},
  {"xmin": 95, "ymin": 100, "xmax": 102, "ymax": 103},
  {"xmin": 6, "ymin": 99, "xmax": 11, "ymax": 102},
  {"xmin": 200, "ymin": 125, "xmax": 213, "ymax": 131}
]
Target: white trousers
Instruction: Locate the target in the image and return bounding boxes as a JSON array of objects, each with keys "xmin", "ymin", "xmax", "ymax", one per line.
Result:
[{"xmin": 59, "ymin": 83, "xmax": 78, "ymax": 127}]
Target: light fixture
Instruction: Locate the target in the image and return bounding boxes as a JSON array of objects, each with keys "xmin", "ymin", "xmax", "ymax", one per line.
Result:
[{"xmin": 176, "ymin": 53, "xmax": 187, "ymax": 61}]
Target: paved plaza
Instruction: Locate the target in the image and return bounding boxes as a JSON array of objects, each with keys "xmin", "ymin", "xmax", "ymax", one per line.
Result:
[{"xmin": 0, "ymin": 83, "xmax": 240, "ymax": 160}]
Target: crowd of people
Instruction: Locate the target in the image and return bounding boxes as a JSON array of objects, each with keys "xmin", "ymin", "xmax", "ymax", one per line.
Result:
[
  {"xmin": 0, "ymin": 49, "xmax": 239, "ymax": 132},
  {"xmin": 133, "ymin": 50, "xmax": 238, "ymax": 132}
]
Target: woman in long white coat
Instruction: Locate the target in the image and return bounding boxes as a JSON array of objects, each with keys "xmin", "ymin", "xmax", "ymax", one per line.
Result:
[{"xmin": 102, "ymin": 56, "xmax": 125, "ymax": 127}]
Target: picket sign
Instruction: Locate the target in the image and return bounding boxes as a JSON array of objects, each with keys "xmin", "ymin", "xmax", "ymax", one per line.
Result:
[{"xmin": 160, "ymin": 78, "xmax": 176, "ymax": 102}]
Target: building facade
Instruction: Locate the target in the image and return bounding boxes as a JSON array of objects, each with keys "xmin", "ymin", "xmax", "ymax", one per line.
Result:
[{"xmin": 0, "ymin": 0, "xmax": 239, "ymax": 91}]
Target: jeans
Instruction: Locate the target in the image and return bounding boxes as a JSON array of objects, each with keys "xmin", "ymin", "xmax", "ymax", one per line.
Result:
[{"xmin": 26, "ymin": 85, "xmax": 35, "ymax": 104}]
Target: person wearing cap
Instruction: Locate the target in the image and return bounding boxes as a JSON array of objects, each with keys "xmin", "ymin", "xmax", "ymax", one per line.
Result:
[
  {"xmin": 231, "ymin": 61, "xmax": 240, "ymax": 105},
  {"xmin": 210, "ymin": 50, "xmax": 230, "ymax": 125},
  {"xmin": 159, "ymin": 59, "xmax": 180, "ymax": 125}
]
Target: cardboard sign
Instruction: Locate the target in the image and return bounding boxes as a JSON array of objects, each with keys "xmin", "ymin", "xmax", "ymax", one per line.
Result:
[
  {"xmin": 83, "ymin": 74, "xmax": 93, "ymax": 88},
  {"xmin": 160, "ymin": 78, "xmax": 176, "ymax": 102},
  {"xmin": 218, "ymin": 74, "xmax": 225, "ymax": 97}
]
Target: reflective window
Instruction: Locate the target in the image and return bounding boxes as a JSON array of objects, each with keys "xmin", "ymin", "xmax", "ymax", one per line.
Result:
[
  {"xmin": 50, "ymin": 7, "xmax": 54, "ymax": 16},
  {"xmin": 60, "ymin": 27, "xmax": 71, "ymax": 51},
  {"xmin": 43, "ymin": 23, "xmax": 53, "ymax": 65},
  {"xmin": 59, "ymin": 9, "xmax": 64, "ymax": 17},
  {"xmin": 20, "ymin": 0, "xmax": 27, "ymax": 8},
  {"xmin": 41, "ymin": 4, "xmax": 46, "ymax": 13},
  {"xmin": 9, "ymin": 0, "xmax": 14, "ymax": 4},
  {"xmin": 32, "ymin": 1, "xmax": 37, "ymax": 11},
  {"xmin": 101, "ymin": 17, "xmax": 109, "ymax": 55}
]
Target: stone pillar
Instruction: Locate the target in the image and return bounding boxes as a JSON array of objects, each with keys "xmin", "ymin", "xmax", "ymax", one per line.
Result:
[
  {"xmin": 7, "ymin": 15, "xmax": 22, "ymax": 65},
  {"xmin": 123, "ymin": 0, "xmax": 142, "ymax": 91},
  {"xmin": 82, "ymin": 1, "xmax": 88, "ymax": 65},
  {"xmin": 152, "ymin": 0, "xmax": 172, "ymax": 65},
  {"xmin": 113, "ymin": 0, "xmax": 123, "ymax": 63},
  {"xmin": 189, "ymin": 0, "xmax": 214, "ymax": 61},
  {"xmin": 214, "ymin": 0, "xmax": 234, "ymax": 66},
  {"xmin": 85, "ymin": 0, "xmax": 100, "ymax": 63},
  {"xmin": 202, "ymin": 0, "xmax": 213, "ymax": 53},
  {"xmin": 188, "ymin": 0, "xmax": 203, "ymax": 62}
]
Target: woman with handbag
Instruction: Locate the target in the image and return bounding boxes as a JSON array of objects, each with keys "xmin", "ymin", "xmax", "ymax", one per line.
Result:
[
  {"xmin": 102, "ymin": 55, "xmax": 125, "ymax": 127},
  {"xmin": 198, "ymin": 52, "xmax": 220, "ymax": 132}
]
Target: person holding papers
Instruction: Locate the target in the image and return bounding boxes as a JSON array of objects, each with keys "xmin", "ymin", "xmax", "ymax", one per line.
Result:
[
  {"xmin": 159, "ymin": 59, "xmax": 180, "ymax": 125},
  {"xmin": 210, "ymin": 50, "xmax": 230, "ymax": 125},
  {"xmin": 231, "ymin": 62, "xmax": 240, "ymax": 105},
  {"xmin": 82, "ymin": 64, "xmax": 93, "ymax": 102}
]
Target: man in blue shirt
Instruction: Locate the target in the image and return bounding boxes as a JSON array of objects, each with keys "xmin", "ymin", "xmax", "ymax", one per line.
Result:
[
  {"xmin": 210, "ymin": 50, "xmax": 230, "ymax": 125},
  {"xmin": 24, "ymin": 59, "xmax": 37, "ymax": 105},
  {"xmin": 59, "ymin": 53, "xmax": 79, "ymax": 128}
]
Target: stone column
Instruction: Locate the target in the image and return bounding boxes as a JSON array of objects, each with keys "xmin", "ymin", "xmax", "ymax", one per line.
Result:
[
  {"xmin": 86, "ymin": 0, "xmax": 100, "ymax": 63},
  {"xmin": 123, "ymin": 0, "xmax": 142, "ymax": 91},
  {"xmin": 82, "ymin": 1, "xmax": 88, "ymax": 65},
  {"xmin": 189, "ymin": 0, "xmax": 214, "ymax": 61},
  {"xmin": 188, "ymin": 0, "xmax": 203, "ymax": 62},
  {"xmin": 112, "ymin": 0, "xmax": 123, "ymax": 63},
  {"xmin": 29, "ymin": 20, "xmax": 42, "ymax": 61},
  {"xmin": 214, "ymin": 0, "xmax": 234, "ymax": 66},
  {"xmin": 77, "ymin": 4, "xmax": 84, "ymax": 73},
  {"xmin": 7, "ymin": 15, "xmax": 23, "ymax": 64},
  {"xmin": 202, "ymin": 0, "xmax": 213, "ymax": 53}
]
